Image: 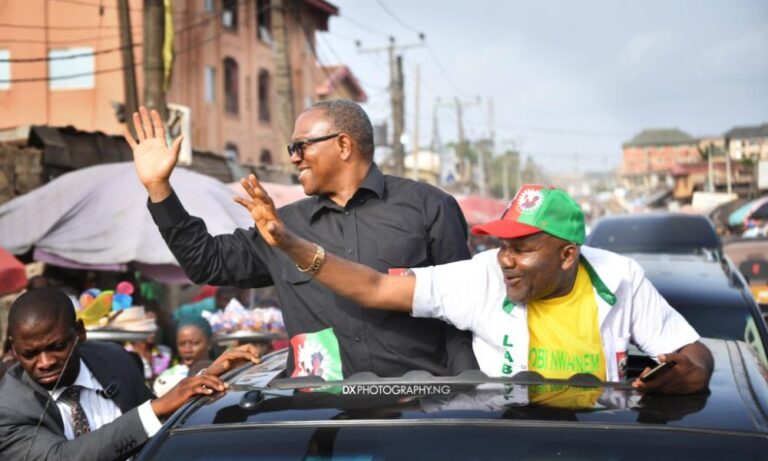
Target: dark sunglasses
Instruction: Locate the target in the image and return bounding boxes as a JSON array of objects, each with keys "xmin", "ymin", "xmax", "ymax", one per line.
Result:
[{"xmin": 287, "ymin": 133, "xmax": 341, "ymax": 158}]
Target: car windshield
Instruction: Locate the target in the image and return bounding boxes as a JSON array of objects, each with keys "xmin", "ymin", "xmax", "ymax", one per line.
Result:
[
  {"xmin": 149, "ymin": 426, "xmax": 766, "ymax": 460},
  {"xmin": 587, "ymin": 217, "xmax": 721, "ymax": 254}
]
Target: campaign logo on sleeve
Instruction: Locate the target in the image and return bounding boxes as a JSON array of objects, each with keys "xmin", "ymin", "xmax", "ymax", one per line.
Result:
[{"xmin": 290, "ymin": 327, "xmax": 343, "ymax": 381}]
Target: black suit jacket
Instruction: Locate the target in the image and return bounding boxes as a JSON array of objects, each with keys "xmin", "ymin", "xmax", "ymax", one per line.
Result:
[{"xmin": 0, "ymin": 341, "xmax": 155, "ymax": 461}]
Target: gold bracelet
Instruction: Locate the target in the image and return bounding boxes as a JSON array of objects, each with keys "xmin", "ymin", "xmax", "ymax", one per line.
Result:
[{"xmin": 297, "ymin": 244, "xmax": 326, "ymax": 276}]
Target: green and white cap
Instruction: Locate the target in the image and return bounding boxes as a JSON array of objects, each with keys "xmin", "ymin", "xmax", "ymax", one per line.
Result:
[{"xmin": 471, "ymin": 184, "xmax": 585, "ymax": 244}]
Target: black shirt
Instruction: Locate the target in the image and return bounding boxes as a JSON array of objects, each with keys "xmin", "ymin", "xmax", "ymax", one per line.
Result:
[{"xmin": 149, "ymin": 165, "xmax": 478, "ymax": 377}]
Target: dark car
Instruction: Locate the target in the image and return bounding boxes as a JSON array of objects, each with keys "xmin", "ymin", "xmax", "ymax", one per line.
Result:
[
  {"xmin": 632, "ymin": 253, "xmax": 768, "ymax": 365},
  {"xmin": 137, "ymin": 339, "xmax": 768, "ymax": 461},
  {"xmin": 724, "ymin": 238, "xmax": 768, "ymax": 311},
  {"xmin": 586, "ymin": 213, "xmax": 768, "ymax": 361},
  {"xmin": 586, "ymin": 213, "xmax": 722, "ymax": 256}
]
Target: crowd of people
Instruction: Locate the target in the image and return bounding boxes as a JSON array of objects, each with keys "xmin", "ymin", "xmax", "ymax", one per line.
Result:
[{"xmin": 0, "ymin": 100, "xmax": 715, "ymax": 460}]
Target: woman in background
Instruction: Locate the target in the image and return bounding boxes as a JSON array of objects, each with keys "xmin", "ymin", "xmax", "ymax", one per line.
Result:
[{"xmin": 153, "ymin": 316, "xmax": 214, "ymax": 396}]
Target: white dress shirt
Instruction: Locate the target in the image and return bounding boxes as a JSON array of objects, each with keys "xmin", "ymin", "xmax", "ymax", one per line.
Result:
[{"xmin": 49, "ymin": 359, "xmax": 162, "ymax": 440}]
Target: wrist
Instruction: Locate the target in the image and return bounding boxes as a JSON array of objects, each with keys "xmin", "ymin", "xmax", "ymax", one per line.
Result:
[
  {"xmin": 146, "ymin": 181, "xmax": 172, "ymax": 203},
  {"xmin": 150, "ymin": 398, "xmax": 170, "ymax": 418}
]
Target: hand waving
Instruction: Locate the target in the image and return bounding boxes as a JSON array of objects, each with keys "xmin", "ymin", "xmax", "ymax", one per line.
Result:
[
  {"xmin": 233, "ymin": 174, "xmax": 286, "ymax": 247},
  {"xmin": 123, "ymin": 106, "xmax": 183, "ymax": 202}
]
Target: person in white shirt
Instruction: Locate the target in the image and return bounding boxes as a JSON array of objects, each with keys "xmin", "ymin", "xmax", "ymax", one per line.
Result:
[
  {"xmin": 0, "ymin": 287, "xmax": 260, "ymax": 460},
  {"xmin": 234, "ymin": 179, "xmax": 714, "ymax": 395}
]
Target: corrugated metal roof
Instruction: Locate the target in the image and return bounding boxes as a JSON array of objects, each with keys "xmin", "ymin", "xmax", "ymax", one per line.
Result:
[
  {"xmin": 623, "ymin": 128, "xmax": 695, "ymax": 148},
  {"xmin": 26, "ymin": 125, "xmax": 240, "ymax": 183},
  {"xmin": 724, "ymin": 123, "xmax": 768, "ymax": 140}
]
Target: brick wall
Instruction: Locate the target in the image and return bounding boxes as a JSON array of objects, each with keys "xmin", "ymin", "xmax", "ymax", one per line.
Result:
[{"xmin": 0, "ymin": 144, "xmax": 43, "ymax": 206}]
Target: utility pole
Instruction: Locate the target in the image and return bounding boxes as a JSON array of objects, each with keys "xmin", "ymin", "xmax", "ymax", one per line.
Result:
[
  {"xmin": 392, "ymin": 51, "xmax": 405, "ymax": 176},
  {"xmin": 454, "ymin": 96, "xmax": 481, "ymax": 189},
  {"xmin": 707, "ymin": 145, "xmax": 714, "ymax": 192},
  {"xmin": 358, "ymin": 36, "xmax": 423, "ymax": 177},
  {"xmin": 476, "ymin": 97, "xmax": 494, "ymax": 197},
  {"xmin": 272, "ymin": 0, "xmax": 295, "ymax": 147},
  {"xmin": 725, "ymin": 147, "xmax": 733, "ymax": 194},
  {"xmin": 411, "ymin": 64, "xmax": 420, "ymax": 181},
  {"xmin": 502, "ymin": 156, "xmax": 509, "ymax": 202},
  {"xmin": 118, "ymin": 0, "xmax": 139, "ymax": 136},
  {"xmin": 143, "ymin": 0, "xmax": 167, "ymax": 121}
]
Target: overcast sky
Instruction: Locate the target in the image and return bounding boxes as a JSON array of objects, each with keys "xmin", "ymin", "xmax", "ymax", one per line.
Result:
[{"xmin": 317, "ymin": 0, "xmax": 768, "ymax": 174}]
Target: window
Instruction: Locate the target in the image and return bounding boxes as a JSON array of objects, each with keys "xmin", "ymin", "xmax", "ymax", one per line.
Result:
[
  {"xmin": 260, "ymin": 149, "xmax": 272, "ymax": 165},
  {"xmin": 204, "ymin": 65, "xmax": 215, "ymax": 103},
  {"xmin": 0, "ymin": 49, "xmax": 10, "ymax": 90},
  {"xmin": 222, "ymin": 0, "xmax": 238, "ymax": 29},
  {"xmin": 257, "ymin": 69, "xmax": 270, "ymax": 122},
  {"xmin": 48, "ymin": 47, "xmax": 94, "ymax": 90},
  {"xmin": 224, "ymin": 143, "xmax": 239, "ymax": 161},
  {"xmin": 204, "ymin": 0, "xmax": 214, "ymax": 13},
  {"xmin": 223, "ymin": 57, "xmax": 239, "ymax": 114},
  {"xmin": 257, "ymin": 0, "xmax": 272, "ymax": 43}
]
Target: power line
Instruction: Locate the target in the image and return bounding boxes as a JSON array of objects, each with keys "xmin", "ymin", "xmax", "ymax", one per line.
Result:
[
  {"xmin": 51, "ymin": 0, "xmax": 142, "ymax": 13},
  {"xmin": 337, "ymin": 15, "xmax": 389, "ymax": 38},
  {"xmin": 316, "ymin": 33, "xmax": 387, "ymax": 91},
  {"xmin": 0, "ymin": 1, "xmax": 219, "ymax": 39},
  {"xmin": 365, "ymin": 1, "xmax": 471, "ymax": 98},
  {"xmin": 0, "ymin": 22, "xmax": 122, "ymax": 30},
  {"xmin": 0, "ymin": 33, "xmax": 135, "ymax": 45},
  {"xmin": 0, "ymin": 43, "xmax": 140, "ymax": 63},
  {"xmin": 0, "ymin": 30, "xmax": 221, "ymax": 84},
  {"xmin": 426, "ymin": 44, "xmax": 472, "ymax": 97},
  {"xmin": 492, "ymin": 124, "xmax": 631, "ymax": 137},
  {"xmin": 373, "ymin": 0, "xmax": 421, "ymax": 35},
  {"xmin": 52, "ymin": 0, "xmax": 204, "ymax": 16},
  {"xmin": 325, "ymin": 29, "xmax": 359, "ymax": 43}
]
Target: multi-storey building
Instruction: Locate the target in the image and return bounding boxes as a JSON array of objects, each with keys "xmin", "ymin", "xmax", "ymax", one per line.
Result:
[
  {"xmin": 725, "ymin": 123, "xmax": 768, "ymax": 162},
  {"xmin": 621, "ymin": 128, "xmax": 700, "ymax": 191},
  {"xmin": 0, "ymin": 0, "xmax": 364, "ymax": 172}
]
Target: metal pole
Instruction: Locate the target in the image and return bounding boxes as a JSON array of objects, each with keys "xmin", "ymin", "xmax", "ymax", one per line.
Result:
[
  {"xmin": 119, "ymin": 0, "xmax": 139, "ymax": 135},
  {"xmin": 707, "ymin": 145, "xmax": 714, "ymax": 192},
  {"xmin": 411, "ymin": 64, "xmax": 420, "ymax": 181},
  {"xmin": 143, "ymin": 0, "xmax": 167, "ymax": 121}
]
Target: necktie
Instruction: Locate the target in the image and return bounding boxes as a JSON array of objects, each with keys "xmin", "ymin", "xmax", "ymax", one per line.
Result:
[{"xmin": 58, "ymin": 385, "xmax": 91, "ymax": 437}]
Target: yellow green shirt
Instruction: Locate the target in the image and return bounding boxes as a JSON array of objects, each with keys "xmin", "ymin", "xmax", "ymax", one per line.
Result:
[{"xmin": 527, "ymin": 262, "xmax": 606, "ymax": 381}]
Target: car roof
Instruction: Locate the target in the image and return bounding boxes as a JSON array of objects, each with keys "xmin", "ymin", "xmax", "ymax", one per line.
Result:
[
  {"xmin": 157, "ymin": 339, "xmax": 768, "ymax": 437},
  {"xmin": 586, "ymin": 213, "xmax": 722, "ymax": 253},
  {"xmin": 631, "ymin": 254, "xmax": 745, "ymax": 308},
  {"xmin": 629, "ymin": 254, "xmax": 768, "ymax": 354}
]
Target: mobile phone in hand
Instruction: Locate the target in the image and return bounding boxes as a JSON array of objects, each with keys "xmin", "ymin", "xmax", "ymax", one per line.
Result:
[{"xmin": 639, "ymin": 360, "xmax": 677, "ymax": 382}]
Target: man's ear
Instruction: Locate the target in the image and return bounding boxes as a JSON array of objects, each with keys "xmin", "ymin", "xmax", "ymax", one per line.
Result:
[
  {"xmin": 337, "ymin": 133, "xmax": 354, "ymax": 161},
  {"xmin": 560, "ymin": 244, "xmax": 579, "ymax": 270},
  {"xmin": 8, "ymin": 335, "xmax": 16, "ymax": 359},
  {"xmin": 75, "ymin": 319, "xmax": 87, "ymax": 344}
]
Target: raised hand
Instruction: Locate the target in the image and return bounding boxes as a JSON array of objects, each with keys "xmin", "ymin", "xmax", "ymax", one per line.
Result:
[
  {"xmin": 123, "ymin": 106, "xmax": 183, "ymax": 202},
  {"xmin": 233, "ymin": 174, "xmax": 286, "ymax": 247}
]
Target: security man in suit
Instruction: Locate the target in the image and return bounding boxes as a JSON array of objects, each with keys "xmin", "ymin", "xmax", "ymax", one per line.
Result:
[{"xmin": 0, "ymin": 287, "xmax": 259, "ymax": 461}]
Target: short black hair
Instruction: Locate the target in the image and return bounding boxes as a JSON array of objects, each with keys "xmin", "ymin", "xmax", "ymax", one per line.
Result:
[
  {"xmin": 8, "ymin": 288, "xmax": 76, "ymax": 336},
  {"xmin": 306, "ymin": 99, "xmax": 375, "ymax": 159}
]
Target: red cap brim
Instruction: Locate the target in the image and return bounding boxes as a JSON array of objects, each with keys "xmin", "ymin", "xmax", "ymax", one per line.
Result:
[{"xmin": 471, "ymin": 220, "xmax": 542, "ymax": 239}]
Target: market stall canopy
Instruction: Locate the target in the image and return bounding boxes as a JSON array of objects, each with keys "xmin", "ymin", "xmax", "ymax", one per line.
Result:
[
  {"xmin": 455, "ymin": 195, "xmax": 508, "ymax": 226},
  {"xmin": 0, "ymin": 162, "xmax": 253, "ymax": 283},
  {"xmin": 0, "ymin": 247, "xmax": 27, "ymax": 295}
]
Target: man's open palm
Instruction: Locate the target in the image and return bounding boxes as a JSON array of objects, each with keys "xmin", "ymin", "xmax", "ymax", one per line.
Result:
[
  {"xmin": 123, "ymin": 106, "xmax": 182, "ymax": 196},
  {"xmin": 234, "ymin": 174, "xmax": 285, "ymax": 247}
]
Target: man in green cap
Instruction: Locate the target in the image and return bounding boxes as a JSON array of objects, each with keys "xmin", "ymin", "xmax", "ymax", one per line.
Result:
[{"xmin": 234, "ymin": 179, "xmax": 714, "ymax": 395}]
